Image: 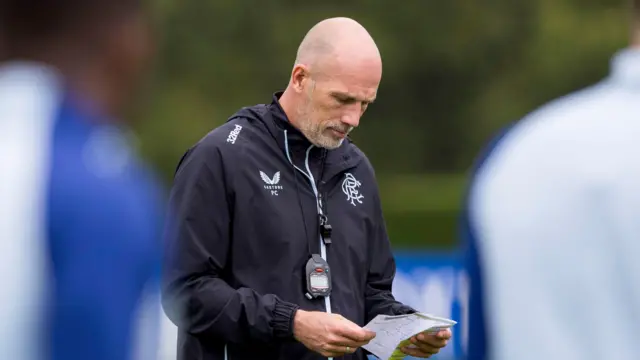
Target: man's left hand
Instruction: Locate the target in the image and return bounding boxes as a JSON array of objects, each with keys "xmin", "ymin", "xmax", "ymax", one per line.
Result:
[{"xmin": 400, "ymin": 329, "xmax": 451, "ymax": 358}]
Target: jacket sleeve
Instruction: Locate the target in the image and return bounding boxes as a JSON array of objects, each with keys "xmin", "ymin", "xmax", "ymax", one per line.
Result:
[
  {"xmin": 161, "ymin": 138, "xmax": 299, "ymax": 345},
  {"xmin": 364, "ymin": 189, "xmax": 417, "ymax": 322}
]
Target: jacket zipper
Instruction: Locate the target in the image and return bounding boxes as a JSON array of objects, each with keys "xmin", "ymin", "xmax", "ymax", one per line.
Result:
[
  {"xmin": 302, "ymin": 145, "xmax": 334, "ymax": 360},
  {"xmin": 281, "ymin": 132, "xmax": 334, "ymax": 360},
  {"xmin": 301, "ymin": 145, "xmax": 333, "ymax": 314}
]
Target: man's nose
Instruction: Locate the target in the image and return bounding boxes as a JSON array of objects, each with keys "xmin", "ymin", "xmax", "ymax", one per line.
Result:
[{"xmin": 341, "ymin": 110, "xmax": 361, "ymax": 128}]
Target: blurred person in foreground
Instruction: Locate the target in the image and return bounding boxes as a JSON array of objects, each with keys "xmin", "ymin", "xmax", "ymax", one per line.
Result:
[
  {"xmin": 162, "ymin": 17, "xmax": 451, "ymax": 360},
  {"xmin": 463, "ymin": 1, "xmax": 640, "ymax": 360},
  {"xmin": 0, "ymin": 1, "xmax": 163, "ymax": 360}
]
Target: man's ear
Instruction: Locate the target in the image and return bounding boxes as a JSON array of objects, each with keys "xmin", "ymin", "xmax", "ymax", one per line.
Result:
[{"xmin": 290, "ymin": 64, "xmax": 310, "ymax": 93}]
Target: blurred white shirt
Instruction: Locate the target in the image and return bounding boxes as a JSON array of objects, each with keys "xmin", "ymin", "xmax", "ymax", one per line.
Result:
[{"xmin": 465, "ymin": 48, "xmax": 640, "ymax": 360}]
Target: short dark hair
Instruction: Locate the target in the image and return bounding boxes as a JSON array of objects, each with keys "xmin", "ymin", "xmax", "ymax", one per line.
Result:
[{"xmin": 0, "ymin": 0, "xmax": 142, "ymax": 44}]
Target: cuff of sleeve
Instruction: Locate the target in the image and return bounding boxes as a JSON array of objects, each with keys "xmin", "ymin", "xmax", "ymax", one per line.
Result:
[
  {"xmin": 272, "ymin": 299, "xmax": 300, "ymax": 340},
  {"xmin": 394, "ymin": 305, "xmax": 418, "ymax": 315}
]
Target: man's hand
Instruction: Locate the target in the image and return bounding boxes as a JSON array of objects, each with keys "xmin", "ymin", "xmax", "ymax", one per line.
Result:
[
  {"xmin": 400, "ymin": 329, "xmax": 452, "ymax": 358},
  {"xmin": 293, "ymin": 310, "xmax": 376, "ymax": 357}
]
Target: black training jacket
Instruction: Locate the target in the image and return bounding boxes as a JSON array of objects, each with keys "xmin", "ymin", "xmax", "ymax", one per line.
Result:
[{"xmin": 161, "ymin": 93, "xmax": 415, "ymax": 360}]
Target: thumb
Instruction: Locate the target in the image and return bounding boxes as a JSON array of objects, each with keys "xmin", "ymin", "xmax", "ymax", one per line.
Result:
[
  {"xmin": 362, "ymin": 329, "xmax": 376, "ymax": 341},
  {"xmin": 339, "ymin": 323, "xmax": 376, "ymax": 342}
]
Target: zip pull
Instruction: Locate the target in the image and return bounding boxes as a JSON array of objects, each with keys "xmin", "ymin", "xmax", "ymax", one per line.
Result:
[{"xmin": 319, "ymin": 214, "xmax": 332, "ymax": 245}]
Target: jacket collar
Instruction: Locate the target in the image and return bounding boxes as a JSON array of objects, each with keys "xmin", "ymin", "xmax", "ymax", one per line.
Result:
[
  {"xmin": 267, "ymin": 91, "xmax": 313, "ymax": 152},
  {"xmin": 262, "ymin": 91, "xmax": 362, "ymax": 180}
]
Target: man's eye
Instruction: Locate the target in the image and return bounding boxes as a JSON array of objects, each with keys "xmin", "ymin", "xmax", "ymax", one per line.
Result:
[{"xmin": 336, "ymin": 97, "xmax": 354, "ymax": 104}]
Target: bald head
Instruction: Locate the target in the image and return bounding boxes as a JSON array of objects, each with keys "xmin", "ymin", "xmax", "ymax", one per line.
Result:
[
  {"xmin": 294, "ymin": 17, "xmax": 381, "ymax": 74},
  {"xmin": 279, "ymin": 18, "xmax": 382, "ymax": 149}
]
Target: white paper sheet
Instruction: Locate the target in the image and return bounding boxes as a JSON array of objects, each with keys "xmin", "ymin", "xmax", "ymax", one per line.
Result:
[{"xmin": 362, "ymin": 313, "xmax": 456, "ymax": 360}]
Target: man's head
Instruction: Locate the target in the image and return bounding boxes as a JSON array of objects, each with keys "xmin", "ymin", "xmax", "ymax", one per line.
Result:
[
  {"xmin": 279, "ymin": 17, "xmax": 382, "ymax": 149},
  {"xmin": 0, "ymin": 0, "xmax": 153, "ymax": 119}
]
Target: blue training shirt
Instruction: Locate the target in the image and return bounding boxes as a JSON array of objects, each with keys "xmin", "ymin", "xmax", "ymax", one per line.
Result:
[
  {"xmin": 0, "ymin": 62, "xmax": 163, "ymax": 360},
  {"xmin": 463, "ymin": 48, "xmax": 640, "ymax": 360}
]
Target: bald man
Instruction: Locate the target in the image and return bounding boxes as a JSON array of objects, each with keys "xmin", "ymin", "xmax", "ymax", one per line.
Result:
[{"xmin": 161, "ymin": 18, "xmax": 451, "ymax": 360}]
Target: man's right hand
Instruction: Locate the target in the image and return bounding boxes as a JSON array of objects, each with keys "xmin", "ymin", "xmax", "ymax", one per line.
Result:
[{"xmin": 292, "ymin": 310, "xmax": 376, "ymax": 357}]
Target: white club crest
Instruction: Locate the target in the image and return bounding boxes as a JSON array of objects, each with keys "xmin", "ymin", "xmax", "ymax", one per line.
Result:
[{"xmin": 342, "ymin": 173, "xmax": 364, "ymax": 206}]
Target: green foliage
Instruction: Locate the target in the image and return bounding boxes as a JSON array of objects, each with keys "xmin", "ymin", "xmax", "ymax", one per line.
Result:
[
  {"xmin": 136, "ymin": 0, "xmax": 627, "ymax": 180},
  {"xmin": 385, "ymin": 210, "xmax": 460, "ymax": 249},
  {"xmin": 379, "ymin": 175, "xmax": 466, "ymax": 249},
  {"xmin": 130, "ymin": 1, "xmax": 630, "ymax": 249}
]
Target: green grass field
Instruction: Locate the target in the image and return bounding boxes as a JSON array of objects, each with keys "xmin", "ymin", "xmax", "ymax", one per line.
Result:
[{"xmin": 378, "ymin": 174, "xmax": 467, "ymax": 249}]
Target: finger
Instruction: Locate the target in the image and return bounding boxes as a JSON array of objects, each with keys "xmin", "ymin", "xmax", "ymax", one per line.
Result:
[
  {"xmin": 411, "ymin": 336, "xmax": 446, "ymax": 354},
  {"xmin": 334, "ymin": 314, "xmax": 376, "ymax": 343},
  {"xmin": 411, "ymin": 341, "xmax": 442, "ymax": 356},
  {"xmin": 334, "ymin": 323, "xmax": 376, "ymax": 342},
  {"xmin": 320, "ymin": 342, "xmax": 358, "ymax": 356},
  {"xmin": 326, "ymin": 334, "xmax": 370, "ymax": 348},
  {"xmin": 438, "ymin": 329, "xmax": 452, "ymax": 339},
  {"xmin": 401, "ymin": 345, "xmax": 434, "ymax": 358},
  {"xmin": 423, "ymin": 328, "xmax": 451, "ymax": 337},
  {"xmin": 415, "ymin": 332, "xmax": 448, "ymax": 348}
]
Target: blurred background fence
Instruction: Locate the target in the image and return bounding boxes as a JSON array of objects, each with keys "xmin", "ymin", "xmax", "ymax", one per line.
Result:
[{"xmin": 146, "ymin": 1, "xmax": 629, "ymax": 358}]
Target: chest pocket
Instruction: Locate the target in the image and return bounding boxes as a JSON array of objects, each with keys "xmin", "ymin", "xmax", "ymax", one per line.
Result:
[{"xmin": 229, "ymin": 165, "xmax": 317, "ymax": 289}]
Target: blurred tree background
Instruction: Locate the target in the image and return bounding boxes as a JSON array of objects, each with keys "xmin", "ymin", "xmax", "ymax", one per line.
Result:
[{"xmin": 132, "ymin": 0, "xmax": 629, "ymax": 249}]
